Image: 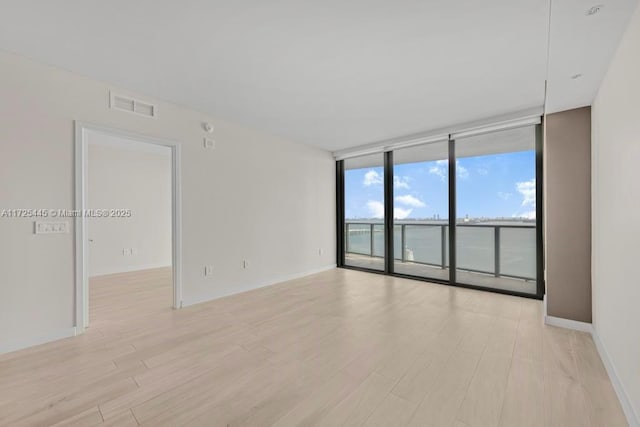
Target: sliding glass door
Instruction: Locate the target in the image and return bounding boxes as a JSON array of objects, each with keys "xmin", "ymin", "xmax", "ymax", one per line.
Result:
[
  {"xmin": 337, "ymin": 120, "xmax": 543, "ymax": 298},
  {"xmin": 393, "ymin": 142, "xmax": 449, "ymax": 281},
  {"xmin": 343, "ymin": 153, "xmax": 385, "ymax": 271},
  {"xmin": 454, "ymin": 126, "xmax": 538, "ymax": 294}
]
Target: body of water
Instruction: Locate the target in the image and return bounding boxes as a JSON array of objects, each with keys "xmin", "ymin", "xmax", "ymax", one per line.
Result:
[{"xmin": 345, "ymin": 221, "xmax": 536, "ymax": 279}]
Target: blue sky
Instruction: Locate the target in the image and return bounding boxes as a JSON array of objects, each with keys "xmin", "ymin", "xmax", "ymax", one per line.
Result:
[{"xmin": 345, "ymin": 151, "xmax": 536, "ymax": 220}]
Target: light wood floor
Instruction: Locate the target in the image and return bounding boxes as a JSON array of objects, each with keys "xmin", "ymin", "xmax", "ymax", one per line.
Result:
[{"xmin": 0, "ymin": 268, "xmax": 627, "ymax": 426}]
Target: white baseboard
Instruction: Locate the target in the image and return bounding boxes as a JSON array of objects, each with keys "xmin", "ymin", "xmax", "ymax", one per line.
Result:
[
  {"xmin": 592, "ymin": 329, "xmax": 640, "ymax": 427},
  {"xmin": 182, "ymin": 264, "xmax": 337, "ymax": 308},
  {"xmin": 544, "ymin": 315, "xmax": 594, "ymax": 333},
  {"xmin": 543, "ymin": 312, "xmax": 638, "ymax": 427},
  {"xmin": 543, "ymin": 294, "xmax": 594, "ymax": 333},
  {"xmin": 0, "ymin": 327, "xmax": 77, "ymax": 355}
]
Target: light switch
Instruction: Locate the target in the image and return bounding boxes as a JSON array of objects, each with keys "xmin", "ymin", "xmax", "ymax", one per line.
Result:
[{"xmin": 34, "ymin": 221, "xmax": 68, "ymax": 234}]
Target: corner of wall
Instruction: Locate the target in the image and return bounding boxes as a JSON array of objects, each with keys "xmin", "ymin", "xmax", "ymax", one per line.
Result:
[{"xmin": 592, "ymin": 327, "xmax": 640, "ymax": 427}]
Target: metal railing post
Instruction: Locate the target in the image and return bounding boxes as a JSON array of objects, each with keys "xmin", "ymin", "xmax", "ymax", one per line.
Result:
[
  {"xmin": 345, "ymin": 223, "xmax": 350, "ymax": 254},
  {"xmin": 370, "ymin": 223, "xmax": 374, "ymax": 257},
  {"xmin": 401, "ymin": 224, "xmax": 406, "ymax": 262},
  {"xmin": 441, "ymin": 225, "xmax": 447, "ymax": 269},
  {"xmin": 494, "ymin": 226, "xmax": 500, "ymax": 277}
]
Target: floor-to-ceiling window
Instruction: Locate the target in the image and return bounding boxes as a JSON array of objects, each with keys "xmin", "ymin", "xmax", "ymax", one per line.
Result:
[
  {"xmin": 393, "ymin": 141, "xmax": 450, "ymax": 281},
  {"xmin": 337, "ymin": 119, "xmax": 543, "ymax": 298},
  {"xmin": 454, "ymin": 126, "xmax": 538, "ymax": 294},
  {"xmin": 343, "ymin": 153, "xmax": 385, "ymax": 271}
]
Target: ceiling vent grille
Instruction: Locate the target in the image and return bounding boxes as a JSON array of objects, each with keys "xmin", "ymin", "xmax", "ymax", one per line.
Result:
[{"xmin": 109, "ymin": 92, "xmax": 157, "ymax": 118}]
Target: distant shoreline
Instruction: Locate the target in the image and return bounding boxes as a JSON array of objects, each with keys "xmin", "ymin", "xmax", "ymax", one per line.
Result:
[{"xmin": 345, "ymin": 218, "xmax": 535, "ymax": 226}]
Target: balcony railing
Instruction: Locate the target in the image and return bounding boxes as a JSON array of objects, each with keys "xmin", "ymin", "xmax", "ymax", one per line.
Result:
[{"xmin": 345, "ymin": 221, "xmax": 536, "ymax": 281}]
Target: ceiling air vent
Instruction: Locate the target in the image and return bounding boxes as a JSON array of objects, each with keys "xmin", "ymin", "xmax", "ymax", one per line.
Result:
[{"xmin": 109, "ymin": 92, "xmax": 157, "ymax": 118}]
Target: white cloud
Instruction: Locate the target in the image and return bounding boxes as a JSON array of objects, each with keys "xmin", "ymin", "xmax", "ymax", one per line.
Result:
[
  {"xmin": 514, "ymin": 179, "xmax": 536, "ymax": 219},
  {"xmin": 513, "ymin": 210, "xmax": 536, "ymax": 219},
  {"xmin": 395, "ymin": 194, "xmax": 426, "ymax": 208},
  {"xmin": 429, "ymin": 161, "xmax": 448, "ymax": 181},
  {"xmin": 394, "ymin": 207, "xmax": 412, "ymax": 219},
  {"xmin": 429, "ymin": 165, "xmax": 447, "ymax": 181},
  {"xmin": 363, "ymin": 173, "xmax": 411, "ymax": 188},
  {"xmin": 516, "ymin": 178, "xmax": 536, "ymax": 207},
  {"xmin": 428, "ymin": 160, "xmax": 468, "ymax": 181},
  {"xmin": 394, "ymin": 175, "xmax": 411, "ymax": 189},
  {"xmin": 363, "ymin": 170, "xmax": 383, "ymax": 186},
  {"xmin": 366, "ymin": 200, "xmax": 384, "ymax": 218},
  {"xmin": 498, "ymin": 191, "xmax": 512, "ymax": 200},
  {"xmin": 366, "ymin": 200, "xmax": 413, "ymax": 219},
  {"xmin": 457, "ymin": 163, "xmax": 469, "ymax": 179},
  {"xmin": 477, "ymin": 168, "xmax": 488, "ymax": 176},
  {"xmin": 520, "ymin": 210, "xmax": 536, "ymax": 220}
]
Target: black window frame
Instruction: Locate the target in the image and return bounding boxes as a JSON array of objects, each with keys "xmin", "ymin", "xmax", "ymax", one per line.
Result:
[{"xmin": 336, "ymin": 121, "xmax": 545, "ymax": 300}]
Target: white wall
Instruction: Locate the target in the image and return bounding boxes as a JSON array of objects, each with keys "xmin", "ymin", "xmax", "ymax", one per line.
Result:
[
  {"xmin": 0, "ymin": 51, "xmax": 336, "ymax": 353},
  {"xmin": 592, "ymin": 2, "xmax": 640, "ymax": 424},
  {"xmin": 88, "ymin": 140, "xmax": 172, "ymax": 276}
]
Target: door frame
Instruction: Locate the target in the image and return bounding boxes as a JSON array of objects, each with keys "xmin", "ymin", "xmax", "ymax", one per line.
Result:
[{"xmin": 74, "ymin": 121, "xmax": 183, "ymax": 331}]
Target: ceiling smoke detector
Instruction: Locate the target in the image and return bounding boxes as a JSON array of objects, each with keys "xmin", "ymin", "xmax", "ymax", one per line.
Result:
[{"xmin": 586, "ymin": 5, "xmax": 603, "ymax": 16}]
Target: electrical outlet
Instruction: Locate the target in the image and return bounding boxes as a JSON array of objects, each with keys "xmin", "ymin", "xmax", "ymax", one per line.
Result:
[
  {"xmin": 242, "ymin": 260, "xmax": 249, "ymax": 269},
  {"xmin": 203, "ymin": 138, "xmax": 215, "ymax": 149},
  {"xmin": 205, "ymin": 266, "xmax": 214, "ymax": 276}
]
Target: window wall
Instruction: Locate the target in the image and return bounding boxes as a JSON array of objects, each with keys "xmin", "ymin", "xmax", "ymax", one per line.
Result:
[
  {"xmin": 393, "ymin": 142, "xmax": 449, "ymax": 281},
  {"xmin": 454, "ymin": 126, "xmax": 538, "ymax": 294},
  {"xmin": 337, "ymin": 121, "xmax": 543, "ymax": 298},
  {"xmin": 343, "ymin": 153, "xmax": 385, "ymax": 271}
]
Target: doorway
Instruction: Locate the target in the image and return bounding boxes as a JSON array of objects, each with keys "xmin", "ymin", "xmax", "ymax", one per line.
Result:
[{"xmin": 74, "ymin": 123, "xmax": 182, "ymax": 331}]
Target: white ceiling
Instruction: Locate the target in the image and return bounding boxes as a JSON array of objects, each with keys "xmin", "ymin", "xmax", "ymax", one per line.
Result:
[
  {"xmin": 0, "ymin": 0, "xmax": 637, "ymax": 151},
  {"xmin": 546, "ymin": 0, "xmax": 638, "ymax": 113}
]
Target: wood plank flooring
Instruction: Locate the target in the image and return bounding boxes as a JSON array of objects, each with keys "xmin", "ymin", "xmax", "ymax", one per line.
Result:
[{"xmin": 0, "ymin": 268, "xmax": 628, "ymax": 426}]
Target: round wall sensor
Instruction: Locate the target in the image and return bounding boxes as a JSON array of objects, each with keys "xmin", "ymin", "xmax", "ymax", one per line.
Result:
[{"xmin": 203, "ymin": 122, "xmax": 214, "ymax": 133}]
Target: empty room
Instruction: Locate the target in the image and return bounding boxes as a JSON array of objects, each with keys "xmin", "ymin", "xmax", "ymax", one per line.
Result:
[{"xmin": 1, "ymin": 1, "xmax": 639, "ymax": 426}]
